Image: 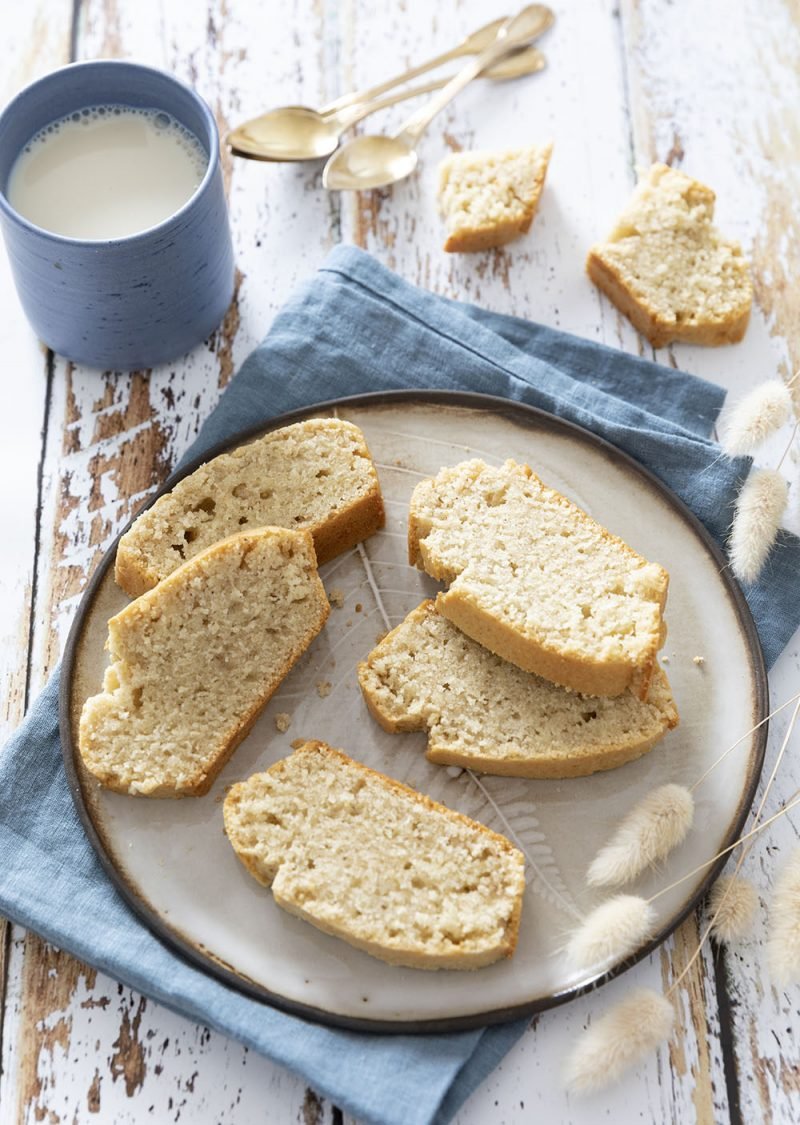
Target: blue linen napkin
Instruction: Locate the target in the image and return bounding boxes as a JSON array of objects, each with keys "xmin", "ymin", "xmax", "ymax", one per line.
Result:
[{"xmin": 2, "ymin": 245, "xmax": 799, "ymax": 1125}]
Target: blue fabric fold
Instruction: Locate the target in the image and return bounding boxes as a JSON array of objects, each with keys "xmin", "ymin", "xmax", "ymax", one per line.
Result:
[{"xmin": 2, "ymin": 245, "xmax": 798, "ymax": 1125}]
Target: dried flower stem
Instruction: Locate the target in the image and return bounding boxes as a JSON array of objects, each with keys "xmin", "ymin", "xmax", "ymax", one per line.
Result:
[
  {"xmin": 776, "ymin": 417, "xmax": 799, "ymax": 472},
  {"xmin": 647, "ymin": 787, "xmax": 800, "ymax": 906},
  {"xmin": 653, "ymin": 696, "xmax": 800, "ymax": 906},
  {"xmin": 689, "ymin": 691, "xmax": 800, "ymax": 793},
  {"xmin": 665, "ymin": 698, "xmax": 800, "ymax": 996}
]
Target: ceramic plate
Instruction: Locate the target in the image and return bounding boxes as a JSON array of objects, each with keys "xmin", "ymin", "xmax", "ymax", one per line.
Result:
[{"xmin": 61, "ymin": 392, "xmax": 767, "ymax": 1032}]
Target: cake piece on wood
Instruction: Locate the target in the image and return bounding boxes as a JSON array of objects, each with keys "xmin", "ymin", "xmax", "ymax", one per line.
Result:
[
  {"xmin": 586, "ymin": 163, "xmax": 752, "ymax": 347},
  {"xmin": 437, "ymin": 144, "xmax": 552, "ymax": 253}
]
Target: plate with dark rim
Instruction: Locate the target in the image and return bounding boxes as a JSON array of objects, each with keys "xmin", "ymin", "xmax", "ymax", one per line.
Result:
[{"xmin": 60, "ymin": 391, "xmax": 767, "ymax": 1033}]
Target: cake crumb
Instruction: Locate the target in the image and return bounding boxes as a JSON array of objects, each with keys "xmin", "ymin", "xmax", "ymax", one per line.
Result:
[
  {"xmin": 693, "ymin": 655, "xmax": 706, "ymax": 666},
  {"xmin": 327, "ymin": 587, "xmax": 345, "ymax": 608},
  {"xmin": 274, "ymin": 712, "xmax": 292, "ymax": 733},
  {"xmin": 662, "ymin": 655, "xmax": 670, "ymax": 664},
  {"xmin": 355, "ymin": 603, "xmax": 363, "ymax": 613},
  {"xmin": 291, "ymin": 738, "xmax": 306, "ymax": 750},
  {"xmin": 317, "ymin": 680, "xmax": 333, "ymax": 698}
]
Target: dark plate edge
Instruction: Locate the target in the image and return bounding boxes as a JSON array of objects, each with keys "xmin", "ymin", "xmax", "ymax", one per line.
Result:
[{"xmin": 59, "ymin": 388, "xmax": 769, "ymax": 1035}]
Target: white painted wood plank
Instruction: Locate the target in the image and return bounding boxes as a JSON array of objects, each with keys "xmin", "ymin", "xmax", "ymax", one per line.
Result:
[
  {"xmin": 0, "ymin": 2, "xmax": 73, "ymax": 1123},
  {"xmin": 2, "ymin": 1, "xmax": 339, "ymax": 1122},
  {"xmin": 0, "ymin": 0, "xmax": 67, "ymax": 739},
  {"xmin": 617, "ymin": 3, "xmax": 800, "ymax": 1121}
]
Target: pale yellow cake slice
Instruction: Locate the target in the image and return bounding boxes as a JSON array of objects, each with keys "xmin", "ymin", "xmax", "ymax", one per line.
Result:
[
  {"xmin": 80, "ymin": 527, "xmax": 329, "ymax": 797},
  {"xmin": 223, "ymin": 741, "xmax": 526, "ymax": 970},
  {"xmin": 115, "ymin": 418, "xmax": 384, "ymax": 597},
  {"xmin": 408, "ymin": 459, "xmax": 668, "ymax": 699},
  {"xmin": 437, "ymin": 143, "xmax": 553, "ymax": 253},
  {"xmin": 586, "ymin": 163, "xmax": 752, "ymax": 347},
  {"xmin": 359, "ymin": 602, "xmax": 678, "ymax": 778}
]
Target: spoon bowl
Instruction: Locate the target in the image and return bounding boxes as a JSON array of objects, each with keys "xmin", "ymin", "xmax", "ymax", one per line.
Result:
[
  {"xmin": 322, "ymin": 135, "xmax": 418, "ymax": 191},
  {"xmin": 228, "ymin": 107, "xmax": 341, "ymax": 162}
]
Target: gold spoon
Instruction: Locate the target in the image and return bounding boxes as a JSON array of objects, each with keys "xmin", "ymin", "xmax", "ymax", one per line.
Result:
[
  {"xmin": 322, "ymin": 6, "xmax": 554, "ymax": 191},
  {"xmin": 227, "ymin": 12, "xmax": 552, "ymax": 162},
  {"xmin": 229, "ymin": 47, "xmax": 546, "ymax": 163}
]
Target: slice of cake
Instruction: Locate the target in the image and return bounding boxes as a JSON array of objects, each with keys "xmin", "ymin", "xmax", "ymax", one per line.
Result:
[
  {"xmin": 223, "ymin": 741, "xmax": 526, "ymax": 970},
  {"xmin": 115, "ymin": 418, "xmax": 385, "ymax": 597},
  {"xmin": 437, "ymin": 143, "xmax": 553, "ymax": 253},
  {"xmin": 359, "ymin": 602, "xmax": 678, "ymax": 778},
  {"xmin": 79, "ymin": 527, "xmax": 329, "ymax": 797},
  {"xmin": 586, "ymin": 163, "xmax": 752, "ymax": 347},
  {"xmin": 408, "ymin": 459, "xmax": 668, "ymax": 699}
]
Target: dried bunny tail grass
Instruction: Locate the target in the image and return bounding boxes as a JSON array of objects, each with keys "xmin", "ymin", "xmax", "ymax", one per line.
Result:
[
  {"xmin": 564, "ymin": 988, "xmax": 675, "ymax": 1095},
  {"xmin": 729, "ymin": 468, "xmax": 788, "ymax": 584},
  {"xmin": 566, "ymin": 895, "xmax": 655, "ymax": 971},
  {"xmin": 587, "ymin": 784, "xmax": 694, "ymax": 888},
  {"xmin": 708, "ymin": 875, "xmax": 759, "ymax": 943},
  {"xmin": 722, "ymin": 381, "xmax": 792, "ymax": 456},
  {"xmin": 767, "ymin": 848, "xmax": 800, "ymax": 985}
]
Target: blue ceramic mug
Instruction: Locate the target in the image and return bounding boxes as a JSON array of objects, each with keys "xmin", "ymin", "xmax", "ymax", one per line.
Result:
[{"xmin": 0, "ymin": 60, "xmax": 235, "ymax": 370}]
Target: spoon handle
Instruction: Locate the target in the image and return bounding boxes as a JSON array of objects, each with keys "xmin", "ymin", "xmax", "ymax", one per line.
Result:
[
  {"xmin": 395, "ymin": 5, "xmax": 553, "ymax": 148},
  {"xmin": 330, "ymin": 48, "xmax": 546, "ymax": 131},
  {"xmin": 319, "ymin": 12, "xmax": 548, "ymax": 115}
]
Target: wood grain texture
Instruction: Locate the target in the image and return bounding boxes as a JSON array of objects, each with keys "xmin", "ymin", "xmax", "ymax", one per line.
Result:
[
  {"xmin": 0, "ymin": 1, "xmax": 73, "ymax": 1119},
  {"xmin": 2, "ymin": 1, "xmax": 339, "ymax": 1122},
  {"xmin": 2, "ymin": 0, "xmax": 800, "ymax": 1122}
]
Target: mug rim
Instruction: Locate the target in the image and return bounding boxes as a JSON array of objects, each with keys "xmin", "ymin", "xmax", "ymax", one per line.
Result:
[{"xmin": 0, "ymin": 58, "xmax": 221, "ymax": 248}]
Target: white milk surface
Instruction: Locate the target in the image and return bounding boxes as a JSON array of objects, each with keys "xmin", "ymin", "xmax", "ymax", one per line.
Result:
[{"xmin": 6, "ymin": 106, "xmax": 208, "ymax": 240}]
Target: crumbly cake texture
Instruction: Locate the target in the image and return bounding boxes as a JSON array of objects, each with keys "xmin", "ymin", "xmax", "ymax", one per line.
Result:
[
  {"xmin": 586, "ymin": 163, "xmax": 752, "ymax": 347},
  {"xmin": 114, "ymin": 418, "xmax": 385, "ymax": 597},
  {"xmin": 223, "ymin": 741, "xmax": 526, "ymax": 970},
  {"xmin": 79, "ymin": 528, "xmax": 329, "ymax": 798},
  {"xmin": 408, "ymin": 459, "xmax": 669, "ymax": 699},
  {"xmin": 437, "ymin": 144, "xmax": 553, "ymax": 253},
  {"xmin": 359, "ymin": 602, "xmax": 679, "ymax": 778}
]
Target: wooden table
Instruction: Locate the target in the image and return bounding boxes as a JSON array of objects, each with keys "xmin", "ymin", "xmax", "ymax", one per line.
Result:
[{"xmin": 2, "ymin": 1, "xmax": 799, "ymax": 1122}]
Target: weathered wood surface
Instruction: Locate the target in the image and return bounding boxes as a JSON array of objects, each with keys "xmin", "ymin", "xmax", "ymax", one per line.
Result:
[{"xmin": 1, "ymin": 0, "xmax": 799, "ymax": 1122}]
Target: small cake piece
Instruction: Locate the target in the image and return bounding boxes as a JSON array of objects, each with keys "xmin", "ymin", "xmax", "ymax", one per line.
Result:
[
  {"xmin": 359, "ymin": 602, "xmax": 678, "ymax": 778},
  {"xmin": 586, "ymin": 163, "xmax": 752, "ymax": 347},
  {"xmin": 437, "ymin": 143, "xmax": 552, "ymax": 253},
  {"xmin": 79, "ymin": 528, "xmax": 329, "ymax": 797},
  {"xmin": 223, "ymin": 741, "xmax": 526, "ymax": 970},
  {"xmin": 408, "ymin": 459, "xmax": 668, "ymax": 699},
  {"xmin": 115, "ymin": 418, "xmax": 385, "ymax": 597}
]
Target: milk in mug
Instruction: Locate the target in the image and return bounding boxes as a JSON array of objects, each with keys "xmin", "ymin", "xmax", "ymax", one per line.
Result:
[{"xmin": 7, "ymin": 105, "xmax": 207, "ymax": 240}]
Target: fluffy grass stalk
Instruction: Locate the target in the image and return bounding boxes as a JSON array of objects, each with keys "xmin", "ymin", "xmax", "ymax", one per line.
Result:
[
  {"xmin": 564, "ymin": 989, "xmax": 674, "ymax": 1094},
  {"xmin": 767, "ymin": 849, "xmax": 800, "ymax": 985},
  {"xmin": 587, "ymin": 784, "xmax": 694, "ymax": 888},
  {"xmin": 566, "ymin": 896, "xmax": 655, "ymax": 971},
  {"xmin": 722, "ymin": 381, "xmax": 792, "ymax": 456},
  {"xmin": 708, "ymin": 875, "xmax": 758, "ymax": 943},
  {"xmin": 729, "ymin": 468, "xmax": 788, "ymax": 583}
]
